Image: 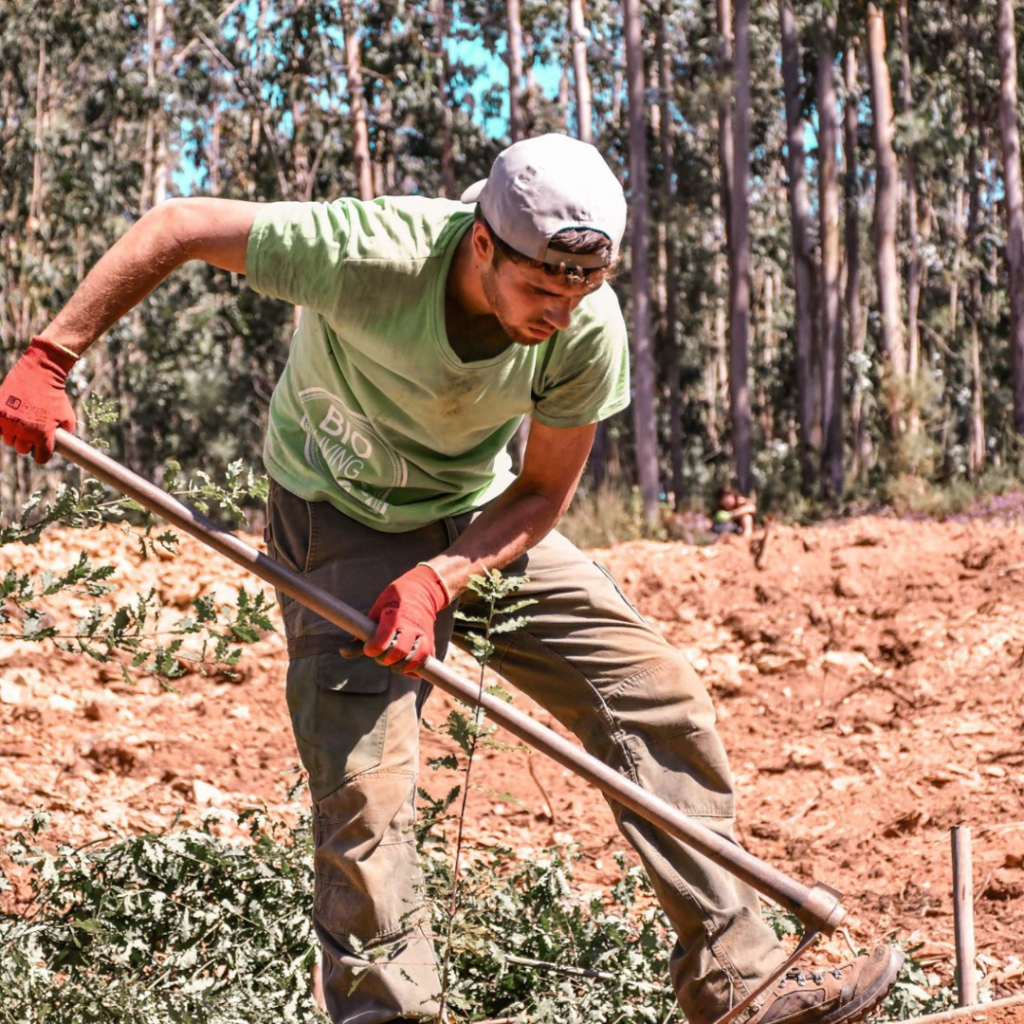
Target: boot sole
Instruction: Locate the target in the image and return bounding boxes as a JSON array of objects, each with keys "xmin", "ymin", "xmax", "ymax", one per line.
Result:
[{"xmin": 821, "ymin": 947, "xmax": 907, "ymax": 1024}]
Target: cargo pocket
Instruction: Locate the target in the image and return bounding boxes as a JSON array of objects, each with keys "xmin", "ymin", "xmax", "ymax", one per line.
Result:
[{"xmin": 285, "ymin": 652, "xmax": 392, "ymax": 801}]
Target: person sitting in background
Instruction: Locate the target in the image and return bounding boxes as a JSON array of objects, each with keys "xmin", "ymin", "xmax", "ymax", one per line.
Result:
[{"xmin": 712, "ymin": 485, "xmax": 757, "ymax": 538}]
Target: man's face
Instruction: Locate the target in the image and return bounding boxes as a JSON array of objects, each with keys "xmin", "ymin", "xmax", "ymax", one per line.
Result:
[{"xmin": 479, "ymin": 242, "xmax": 604, "ymax": 346}]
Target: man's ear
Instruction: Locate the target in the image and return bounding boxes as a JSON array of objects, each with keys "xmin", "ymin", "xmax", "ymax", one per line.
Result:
[{"xmin": 471, "ymin": 221, "xmax": 495, "ymax": 264}]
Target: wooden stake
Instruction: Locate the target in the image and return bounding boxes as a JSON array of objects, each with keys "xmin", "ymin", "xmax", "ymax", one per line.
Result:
[{"xmin": 951, "ymin": 825, "xmax": 978, "ymax": 1007}]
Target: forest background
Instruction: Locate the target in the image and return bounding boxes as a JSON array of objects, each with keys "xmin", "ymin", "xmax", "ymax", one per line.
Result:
[{"xmin": 3, "ymin": 0, "xmax": 1024, "ymax": 525}]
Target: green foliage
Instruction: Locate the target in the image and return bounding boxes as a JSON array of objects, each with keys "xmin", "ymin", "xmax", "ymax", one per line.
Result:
[
  {"xmin": 420, "ymin": 847, "xmax": 677, "ymax": 1024},
  {"xmin": 454, "ymin": 569, "xmax": 538, "ymax": 666},
  {"xmin": 0, "ymin": 460, "xmax": 275, "ymax": 683},
  {"xmin": 0, "ymin": 811, "xmax": 318, "ymax": 1024},
  {"xmin": 877, "ymin": 941, "xmax": 958, "ymax": 1020},
  {"xmin": 1, "ymin": 811, "xmax": 963, "ymax": 1024},
  {"xmin": 432, "ymin": 569, "xmax": 537, "ymax": 1020}
]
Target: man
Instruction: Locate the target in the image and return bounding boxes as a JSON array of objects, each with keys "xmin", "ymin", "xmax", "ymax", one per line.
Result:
[{"xmin": 0, "ymin": 134, "xmax": 902, "ymax": 1024}]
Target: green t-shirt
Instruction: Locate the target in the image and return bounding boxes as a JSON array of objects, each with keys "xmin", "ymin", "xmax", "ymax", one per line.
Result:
[{"xmin": 245, "ymin": 195, "xmax": 630, "ymax": 533}]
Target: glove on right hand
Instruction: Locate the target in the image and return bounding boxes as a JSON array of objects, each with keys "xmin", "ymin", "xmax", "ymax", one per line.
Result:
[{"xmin": 0, "ymin": 337, "xmax": 77, "ymax": 464}]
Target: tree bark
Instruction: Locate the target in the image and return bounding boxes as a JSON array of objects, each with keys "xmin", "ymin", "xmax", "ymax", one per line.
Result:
[
  {"xmin": 567, "ymin": 0, "xmax": 605, "ymax": 487},
  {"xmin": 818, "ymin": 16, "xmax": 843, "ymax": 502},
  {"xmin": 967, "ymin": 66, "xmax": 987, "ymax": 477},
  {"xmin": 779, "ymin": 0, "xmax": 818, "ymax": 489},
  {"xmin": 717, "ymin": 0, "xmax": 734, "ymax": 246},
  {"xmin": 658, "ymin": 2, "xmax": 683, "ymax": 502},
  {"xmin": 141, "ymin": 0, "xmax": 167, "ymax": 211},
  {"xmin": 727, "ymin": 0, "xmax": 752, "ymax": 495},
  {"xmin": 429, "ymin": 0, "xmax": 455, "ymax": 198},
  {"xmin": 506, "ymin": 0, "xmax": 525, "ymax": 143},
  {"xmin": 898, "ymin": 0, "xmax": 921, "ymax": 394},
  {"xmin": 569, "ymin": 0, "xmax": 593, "ymax": 144},
  {"xmin": 340, "ymin": 0, "xmax": 374, "ymax": 201},
  {"xmin": 624, "ymin": 0, "xmax": 660, "ymax": 525},
  {"xmin": 866, "ymin": 3, "xmax": 906, "ymax": 441},
  {"xmin": 844, "ymin": 42, "xmax": 867, "ymax": 482},
  {"xmin": 996, "ymin": 0, "xmax": 1024, "ymax": 434}
]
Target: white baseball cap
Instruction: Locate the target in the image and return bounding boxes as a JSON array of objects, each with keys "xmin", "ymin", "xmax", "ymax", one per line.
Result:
[{"xmin": 461, "ymin": 134, "xmax": 627, "ymax": 270}]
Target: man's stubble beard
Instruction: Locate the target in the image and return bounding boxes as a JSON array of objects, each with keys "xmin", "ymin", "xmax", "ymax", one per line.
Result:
[{"xmin": 480, "ymin": 263, "xmax": 549, "ymax": 347}]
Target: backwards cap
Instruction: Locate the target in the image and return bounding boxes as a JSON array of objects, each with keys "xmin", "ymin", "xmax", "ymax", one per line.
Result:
[{"xmin": 461, "ymin": 134, "xmax": 627, "ymax": 270}]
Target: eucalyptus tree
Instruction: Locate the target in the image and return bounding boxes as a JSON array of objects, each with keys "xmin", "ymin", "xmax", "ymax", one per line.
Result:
[
  {"xmin": 779, "ymin": 0, "xmax": 818, "ymax": 491},
  {"xmin": 506, "ymin": 0, "xmax": 525, "ymax": 142},
  {"xmin": 623, "ymin": 0, "xmax": 659, "ymax": 524},
  {"xmin": 340, "ymin": 0, "xmax": 373, "ymax": 200},
  {"xmin": 866, "ymin": 2, "xmax": 906, "ymax": 445},
  {"xmin": 897, "ymin": 0, "xmax": 922, "ymax": 396},
  {"xmin": 842, "ymin": 38, "xmax": 868, "ymax": 481},
  {"xmin": 817, "ymin": 12, "xmax": 843, "ymax": 501},
  {"xmin": 996, "ymin": 0, "xmax": 1024, "ymax": 435},
  {"xmin": 727, "ymin": 0, "xmax": 753, "ymax": 495}
]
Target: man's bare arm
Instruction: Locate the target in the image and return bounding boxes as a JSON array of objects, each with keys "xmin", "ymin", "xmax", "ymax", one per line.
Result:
[
  {"xmin": 427, "ymin": 419, "xmax": 596, "ymax": 600},
  {"xmin": 41, "ymin": 198, "xmax": 260, "ymax": 356}
]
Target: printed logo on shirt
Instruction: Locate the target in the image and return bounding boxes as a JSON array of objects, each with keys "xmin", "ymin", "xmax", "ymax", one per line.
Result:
[{"xmin": 297, "ymin": 387, "xmax": 408, "ymax": 518}]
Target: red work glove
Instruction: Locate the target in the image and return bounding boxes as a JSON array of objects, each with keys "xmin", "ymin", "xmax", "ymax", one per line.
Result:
[
  {"xmin": 360, "ymin": 564, "xmax": 451, "ymax": 676},
  {"xmin": 0, "ymin": 337, "xmax": 77, "ymax": 464}
]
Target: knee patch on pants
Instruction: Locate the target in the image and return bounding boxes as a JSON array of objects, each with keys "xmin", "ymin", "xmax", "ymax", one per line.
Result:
[{"xmin": 313, "ymin": 772, "xmax": 424, "ymax": 942}]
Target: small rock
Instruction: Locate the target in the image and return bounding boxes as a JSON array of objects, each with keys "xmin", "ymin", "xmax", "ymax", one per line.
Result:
[
  {"xmin": 97, "ymin": 664, "xmax": 124, "ymax": 685},
  {"xmin": 832, "ymin": 575, "xmax": 864, "ymax": 599},
  {"xmin": 83, "ymin": 701, "xmax": 107, "ymax": 722},
  {"xmin": 192, "ymin": 779, "xmax": 226, "ymax": 806},
  {"xmin": 755, "ymin": 652, "xmax": 807, "ymax": 675},
  {"xmin": 0, "ymin": 678, "xmax": 29, "ymax": 705},
  {"xmin": 47, "ymin": 694, "xmax": 76, "ymax": 713},
  {"xmin": 84, "ymin": 741, "xmax": 137, "ymax": 776},
  {"xmin": 708, "ymin": 653, "xmax": 744, "ymax": 695},
  {"xmin": 822, "ymin": 650, "xmax": 877, "ymax": 676}
]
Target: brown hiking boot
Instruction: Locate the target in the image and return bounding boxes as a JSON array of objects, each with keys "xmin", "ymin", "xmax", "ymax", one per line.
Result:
[{"xmin": 748, "ymin": 945, "xmax": 905, "ymax": 1024}]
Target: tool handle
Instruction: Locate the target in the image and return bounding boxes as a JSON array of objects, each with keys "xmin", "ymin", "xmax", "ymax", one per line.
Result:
[{"xmin": 53, "ymin": 427, "xmax": 845, "ymax": 934}]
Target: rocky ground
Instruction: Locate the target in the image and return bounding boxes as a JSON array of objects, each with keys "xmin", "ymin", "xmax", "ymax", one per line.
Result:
[{"xmin": 1, "ymin": 501, "xmax": 1022, "ymax": 1002}]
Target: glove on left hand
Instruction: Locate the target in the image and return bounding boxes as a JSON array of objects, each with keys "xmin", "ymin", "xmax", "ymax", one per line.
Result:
[
  {"xmin": 360, "ymin": 564, "xmax": 450, "ymax": 676},
  {"xmin": 0, "ymin": 337, "xmax": 77, "ymax": 464}
]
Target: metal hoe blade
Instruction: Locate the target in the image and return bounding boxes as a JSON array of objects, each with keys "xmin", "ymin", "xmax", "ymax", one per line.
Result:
[{"xmin": 53, "ymin": 428, "xmax": 846, "ymax": 940}]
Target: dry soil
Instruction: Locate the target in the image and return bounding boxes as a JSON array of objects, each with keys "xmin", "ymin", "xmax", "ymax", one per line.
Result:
[{"xmin": 1, "ymin": 504, "xmax": 1022, "ymax": 1000}]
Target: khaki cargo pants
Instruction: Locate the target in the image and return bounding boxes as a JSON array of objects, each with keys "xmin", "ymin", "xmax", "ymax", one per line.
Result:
[{"xmin": 266, "ymin": 481, "xmax": 787, "ymax": 1024}]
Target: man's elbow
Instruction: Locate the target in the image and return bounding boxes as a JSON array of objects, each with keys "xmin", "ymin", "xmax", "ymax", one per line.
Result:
[{"xmin": 137, "ymin": 199, "xmax": 195, "ymax": 265}]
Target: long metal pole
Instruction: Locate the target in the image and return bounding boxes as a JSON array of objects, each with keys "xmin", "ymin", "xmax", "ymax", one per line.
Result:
[{"xmin": 53, "ymin": 428, "xmax": 845, "ymax": 935}]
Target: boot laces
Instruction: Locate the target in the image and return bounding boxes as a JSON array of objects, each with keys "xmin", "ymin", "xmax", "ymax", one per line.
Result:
[{"xmin": 778, "ymin": 966, "xmax": 843, "ymax": 989}]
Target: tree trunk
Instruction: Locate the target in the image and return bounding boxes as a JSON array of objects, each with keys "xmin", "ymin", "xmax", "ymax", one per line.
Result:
[
  {"xmin": 340, "ymin": 0, "xmax": 374, "ymax": 201},
  {"xmin": 996, "ymin": 0, "xmax": 1024, "ymax": 434},
  {"xmin": 967, "ymin": 69, "xmax": 987, "ymax": 477},
  {"xmin": 658, "ymin": 2, "xmax": 683, "ymax": 503},
  {"xmin": 717, "ymin": 0, "xmax": 734, "ymax": 246},
  {"xmin": 779, "ymin": 0, "xmax": 818, "ymax": 490},
  {"xmin": 624, "ymin": 0, "xmax": 659, "ymax": 525},
  {"xmin": 866, "ymin": 3, "xmax": 906, "ymax": 442},
  {"xmin": 818, "ymin": 16, "xmax": 843, "ymax": 502},
  {"xmin": 727, "ymin": 0, "xmax": 752, "ymax": 494},
  {"xmin": 506, "ymin": 0, "xmax": 525, "ymax": 143},
  {"xmin": 569, "ymin": 0, "xmax": 593, "ymax": 144},
  {"xmin": 844, "ymin": 42, "xmax": 867, "ymax": 482},
  {"xmin": 710, "ymin": 10, "xmax": 731, "ymax": 454},
  {"xmin": 898, "ymin": 0, "xmax": 920, "ymax": 395},
  {"xmin": 429, "ymin": 0, "xmax": 455, "ymax": 198},
  {"xmin": 711, "ymin": 234, "xmax": 728, "ymax": 450},
  {"xmin": 567, "ymin": 0, "xmax": 605, "ymax": 488}
]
